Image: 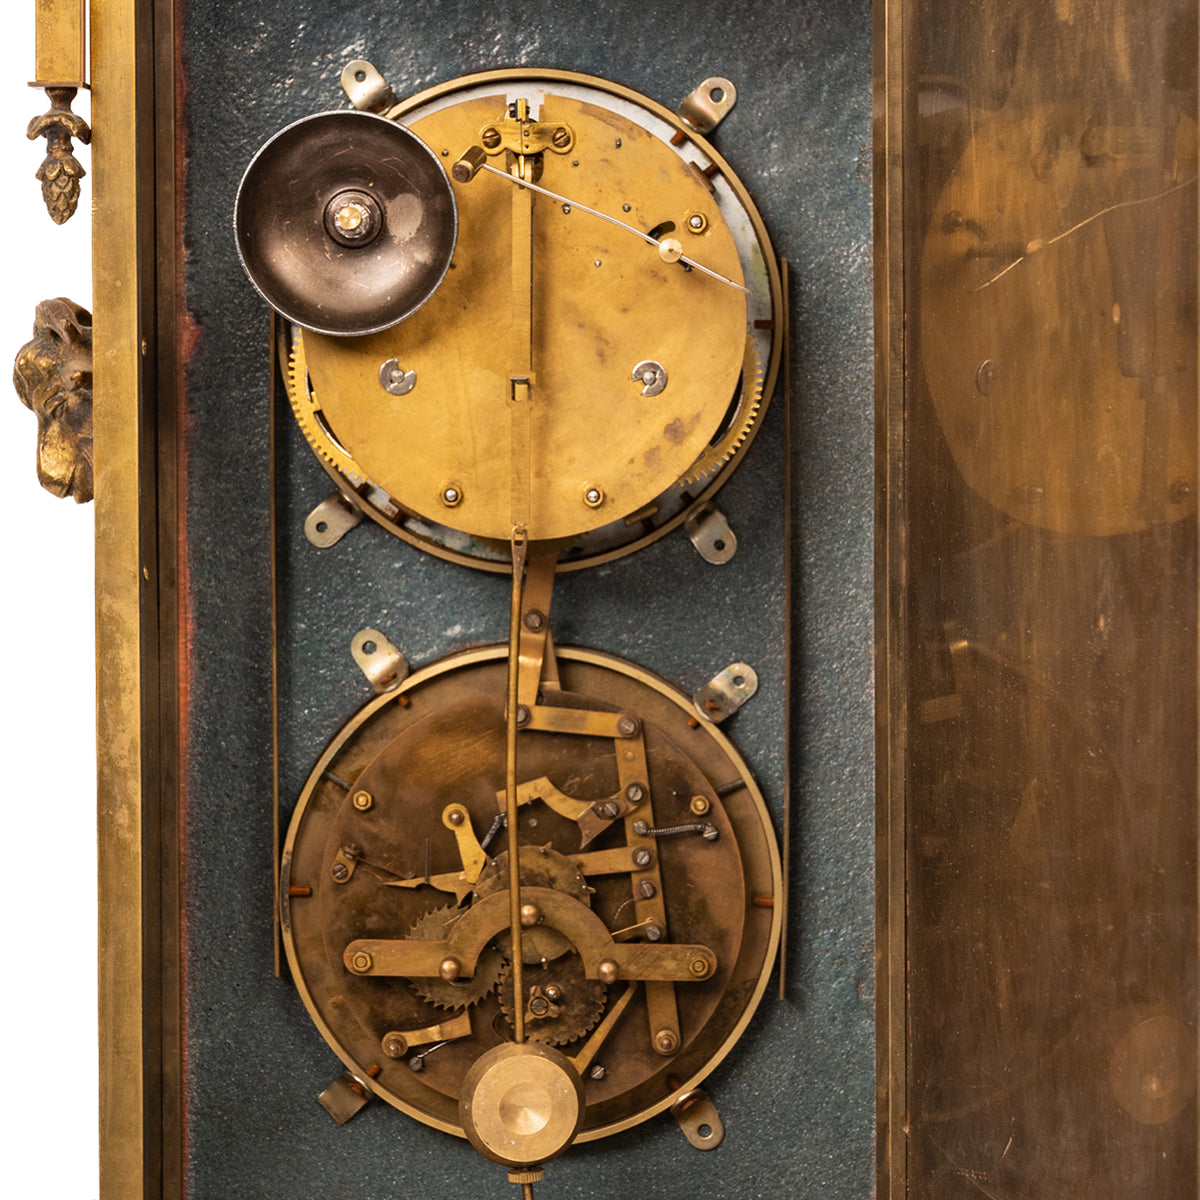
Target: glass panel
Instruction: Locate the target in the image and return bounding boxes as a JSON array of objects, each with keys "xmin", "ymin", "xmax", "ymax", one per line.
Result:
[{"xmin": 889, "ymin": 1, "xmax": 1198, "ymax": 1194}]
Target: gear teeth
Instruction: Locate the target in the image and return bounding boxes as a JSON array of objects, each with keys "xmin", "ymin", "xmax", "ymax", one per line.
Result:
[
  {"xmin": 283, "ymin": 325, "xmax": 369, "ymax": 488},
  {"xmin": 498, "ymin": 954, "xmax": 608, "ymax": 1046},
  {"xmin": 677, "ymin": 332, "xmax": 765, "ymax": 486},
  {"xmin": 405, "ymin": 904, "xmax": 506, "ymax": 1011}
]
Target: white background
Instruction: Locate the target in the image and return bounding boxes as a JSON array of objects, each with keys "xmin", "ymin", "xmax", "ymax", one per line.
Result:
[{"xmin": 0, "ymin": 8, "xmax": 99, "ymax": 1196}]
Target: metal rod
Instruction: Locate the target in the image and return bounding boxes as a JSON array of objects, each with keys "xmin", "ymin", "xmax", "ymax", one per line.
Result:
[
  {"xmin": 270, "ymin": 311, "xmax": 282, "ymax": 978},
  {"xmin": 477, "ymin": 162, "xmax": 749, "ymax": 294},
  {"xmin": 506, "ymin": 528, "xmax": 529, "ymax": 1042},
  {"xmin": 780, "ymin": 256, "xmax": 792, "ymax": 1001}
]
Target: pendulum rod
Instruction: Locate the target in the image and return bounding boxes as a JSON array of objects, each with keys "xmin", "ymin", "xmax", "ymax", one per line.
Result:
[
  {"xmin": 505, "ymin": 110, "xmax": 537, "ymax": 1045},
  {"xmin": 506, "ymin": 527, "xmax": 529, "ymax": 1043}
]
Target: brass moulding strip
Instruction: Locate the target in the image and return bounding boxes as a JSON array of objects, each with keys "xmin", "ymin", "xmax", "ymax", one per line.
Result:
[
  {"xmin": 873, "ymin": 0, "xmax": 909, "ymax": 1194},
  {"xmin": 92, "ymin": 1, "xmax": 152, "ymax": 1198}
]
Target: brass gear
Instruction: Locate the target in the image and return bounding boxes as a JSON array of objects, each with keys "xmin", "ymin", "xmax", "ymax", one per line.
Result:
[
  {"xmin": 406, "ymin": 904, "xmax": 507, "ymax": 1011},
  {"xmin": 677, "ymin": 333, "xmax": 764, "ymax": 486},
  {"xmin": 282, "ymin": 324, "xmax": 369, "ymax": 488},
  {"xmin": 498, "ymin": 954, "xmax": 608, "ymax": 1047},
  {"xmin": 474, "ymin": 845, "xmax": 592, "ymax": 965}
]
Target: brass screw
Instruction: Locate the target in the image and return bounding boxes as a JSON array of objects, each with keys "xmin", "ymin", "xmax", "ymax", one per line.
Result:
[
  {"xmin": 632, "ymin": 847, "xmax": 653, "ymax": 868},
  {"xmin": 439, "ymin": 957, "xmax": 462, "ymax": 982},
  {"xmin": 350, "ymin": 951, "xmax": 373, "ymax": 973},
  {"xmin": 447, "ymin": 808, "xmax": 465, "ymax": 826},
  {"xmin": 654, "ymin": 1029, "xmax": 680, "ymax": 1055},
  {"xmin": 352, "ymin": 790, "xmax": 374, "ymax": 811},
  {"xmin": 331, "ymin": 863, "xmax": 350, "ymax": 882},
  {"xmin": 616, "ymin": 715, "xmax": 639, "ymax": 737},
  {"xmin": 638, "ymin": 880, "xmax": 657, "ymax": 899},
  {"xmin": 384, "ymin": 1037, "xmax": 406, "ymax": 1059},
  {"xmin": 523, "ymin": 608, "xmax": 546, "ymax": 631},
  {"xmin": 596, "ymin": 801, "xmax": 619, "ymax": 820},
  {"xmin": 520, "ymin": 903, "xmax": 542, "ymax": 927},
  {"xmin": 689, "ymin": 795, "xmax": 710, "ymax": 816},
  {"xmin": 335, "ymin": 203, "xmax": 364, "ymax": 232},
  {"xmin": 508, "ymin": 1170, "xmax": 546, "ymax": 1186},
  {"xmin": 597, "ymin": 959, "xmax": 619, "ymax": 984},
  {"xmin": 625, "ymin": 782, "xmax": 645, "ymax": 805},
  {"xmin": 552, "ymin": 126, "xmax": 571, "ymax": 148},
  {"xmin": 481, "ymin": 126, "xmax": 502, "ymax": 150}
]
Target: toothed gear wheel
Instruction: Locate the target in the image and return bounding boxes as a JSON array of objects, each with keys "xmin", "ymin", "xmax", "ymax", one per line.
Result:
[
  {"xmin": 677, "ymin": 333, "xmax": 764, "ymax": 486},
  {"xmin": 282, "ymin": 324, "xmax": 369, "ymax": 488},
  {"xmin": 474, "ymin": 846, "xmax": 592, "ymax": 965},
  {"xmin": 405, "ymin": 904, "xmax": 507, "ymax": 1011},
  {"xmin": 499, "ymin": 953, "xmax": 608, "ymax": 1047}
]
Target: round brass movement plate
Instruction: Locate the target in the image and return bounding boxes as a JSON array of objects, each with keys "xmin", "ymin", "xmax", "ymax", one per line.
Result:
[
  {"xmin": 281, "ymin": 70, "xmax": 782, "ymax": 561},
  {"xmin": 280, "ymin": 646, "xmax": 781, "ymax": 1143}
]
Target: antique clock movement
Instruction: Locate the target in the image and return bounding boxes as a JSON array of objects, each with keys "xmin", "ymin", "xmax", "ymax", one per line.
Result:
[
  {"xmin": 234, "ymin": 61, "xmax": 784, "ymax": 1193},
  {"xmin": 9, "ymin": 2, "xmax": 881, "ymax": 1195}
]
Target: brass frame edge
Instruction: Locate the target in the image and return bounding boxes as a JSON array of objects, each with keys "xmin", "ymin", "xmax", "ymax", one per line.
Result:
[
  {"xmin": 873, "ymin": 0, "xmax": 908, "ymax": 1196},
  {"xmin": 94, "ymin": 0, "xmax": 172, "ymax": 1196}
]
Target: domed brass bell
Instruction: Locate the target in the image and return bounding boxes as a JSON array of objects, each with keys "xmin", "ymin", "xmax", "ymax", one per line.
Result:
[{"xmin": 235, "ymin": 110, "xmax": 457, "ymax": 336}]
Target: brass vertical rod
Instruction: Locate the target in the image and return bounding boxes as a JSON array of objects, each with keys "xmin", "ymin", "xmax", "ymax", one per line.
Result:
[
  {"xmin": 506, "ymin": 528, "xmax": 529, "ymax": 1043},
  {"xmin": 780, "ymin": 257, "xmax": 792, "ymax": 1002},
  {"xmin": 270, "ymin": 312, "xmax": 282, "ymax": 977},
  {"xmin": 504, "ymin": 100, "xmax": 537, "ymax": 1045}
]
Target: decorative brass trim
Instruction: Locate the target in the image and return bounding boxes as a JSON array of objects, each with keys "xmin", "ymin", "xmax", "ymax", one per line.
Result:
[
  {"xmin": 13, "ymin": 297, "xmax": 93, "ymax": 500},
  {"xmin": 27, "ymin": 87, "xmax": 91, "ymax": 224},
  {"xmin": 873, "ymin": 0, "xmax": 909, "ymax": 1196},
  {"xmin": 93, "ymin": 0, "xmax": 156, "ymax": 1197}
]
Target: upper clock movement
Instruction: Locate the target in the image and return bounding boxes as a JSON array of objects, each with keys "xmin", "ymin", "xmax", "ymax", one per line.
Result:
[{"xmin": 237, "ymin": 67, "xmax": 782, "ymax": 569}]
